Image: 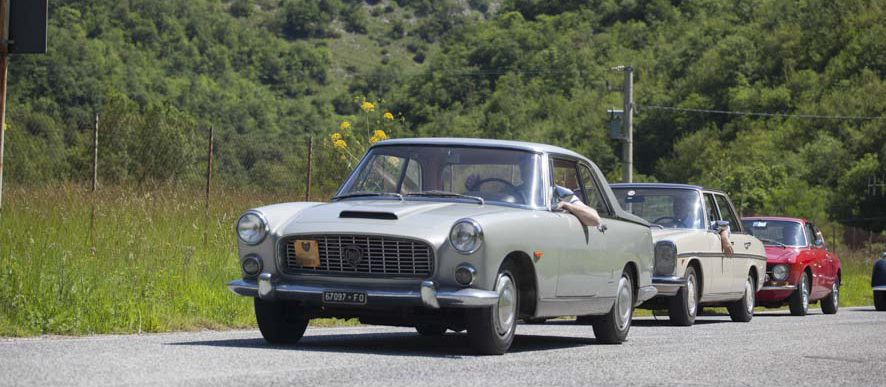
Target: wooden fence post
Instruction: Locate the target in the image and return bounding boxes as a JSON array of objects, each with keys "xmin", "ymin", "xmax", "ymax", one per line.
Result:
[
  {"xmin": 305, "ymin": 136, "xmax": 313, "ymax": 201},
  {"xmin": 204, "ymin": 126, "xmax": 213, "ymax": 245},
  {"xmin": 90, "ymin": 112, "xmax": 98, "ymax": 253}
]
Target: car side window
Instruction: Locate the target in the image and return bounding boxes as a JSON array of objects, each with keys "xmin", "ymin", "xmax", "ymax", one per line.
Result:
[
  {"xmin": 551, "ymin": 159, "xmax": 583, "ymax": 205},
  {"xmin": 805, "ymin": 222, "xmax": 817, "ymax": 247},
  {"xmin": 714, "ymin": 194, "xmax": 741, "ymax": 233},
  {"xmin": 578, "ymin": 164, "xmax": 611, "ymax": 216},
  {"xmin": 703, "ymin": 193, "xmax": 719, "ymax": 228}
]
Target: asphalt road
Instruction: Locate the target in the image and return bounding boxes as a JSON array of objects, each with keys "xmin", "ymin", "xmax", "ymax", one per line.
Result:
[{"xmin": 2, "ymin": 307, "xmax": 885, "ymax": 387}]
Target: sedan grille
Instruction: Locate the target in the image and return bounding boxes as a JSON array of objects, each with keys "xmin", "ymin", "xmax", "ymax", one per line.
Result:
[{"xmin": 280, "ymin": 235, "xmax": 434, "ymax": 278}]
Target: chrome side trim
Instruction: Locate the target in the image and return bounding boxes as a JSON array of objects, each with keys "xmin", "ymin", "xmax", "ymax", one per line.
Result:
[
  {"xmin": 226, "ymin": 277, "xmax": 498, "ymax": 308},
  {"xmin": 761, "ymin": 285, "xmax": 798, "ymax": 291},
  {"xmin": 873, "ymin": 286, "xmax": 886, "ymax": 292},
  {"xmin": 677, "ymin": 251, "xmax": 767, "ymax": 261}
]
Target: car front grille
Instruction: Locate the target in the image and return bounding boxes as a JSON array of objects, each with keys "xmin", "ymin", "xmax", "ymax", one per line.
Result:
[{"xmin": 280, "ymin": 235, "xmax": 434, "ymax": 278}]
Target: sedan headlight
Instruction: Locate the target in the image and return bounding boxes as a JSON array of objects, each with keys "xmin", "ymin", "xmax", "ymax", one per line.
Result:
[
  {"xmin": 771, "ymin": 264, "xmax": 789, "ymax": 281},
  {"xmin": 237, "ymin": 211, "xmax": 268, "ymax": 245},
  {"xmin": 654, "ymin": 241, "xmax": 677, "ymax": 276},
  {"xmin": 450, "ymin": 219, "xmax": 483, "ymax": 254}
]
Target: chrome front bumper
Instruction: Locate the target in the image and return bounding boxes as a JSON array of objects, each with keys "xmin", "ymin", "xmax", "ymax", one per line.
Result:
[
  {"xmin": 651, "ymin": 276, "xmax": 688, "ymax": 297},
  {"xmin": 873, "ymin": 286, "xmax": 886, "ymax": 292},
  {"xmin": 228, "ymin": 273, "xmax": 498, "ymax": 309},
  {"xmin": 761, "ymin": 284, "xmax": 798, "ymax": 291}
]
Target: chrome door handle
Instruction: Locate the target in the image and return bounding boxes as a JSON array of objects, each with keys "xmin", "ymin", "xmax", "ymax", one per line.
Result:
[{"xmin": 597, "ymin": 224, "xmax": 608, "ymax": 233}]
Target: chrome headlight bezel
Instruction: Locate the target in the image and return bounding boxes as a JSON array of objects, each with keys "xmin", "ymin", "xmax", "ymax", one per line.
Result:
[
  {"xmin": 771, "ymin": 264, "xmax": 789, "ymax": 281},
  {"xmin": 449, "ymin": 218, "xmax": 483, "ymax": 255},
  {"xmin": 236, "ymin": 210, "xmax": 269, "ymax": 245}
]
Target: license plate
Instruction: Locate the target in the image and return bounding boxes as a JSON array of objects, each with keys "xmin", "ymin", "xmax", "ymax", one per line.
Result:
[{"xmin": 323, "ymin": 290, "xmax": 367, "ymax": 305}]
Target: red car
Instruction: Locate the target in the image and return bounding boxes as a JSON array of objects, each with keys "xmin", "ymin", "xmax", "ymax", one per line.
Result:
[{"xmin": 741, "ymin": 217, "xmax": 841, "ymax": 316}]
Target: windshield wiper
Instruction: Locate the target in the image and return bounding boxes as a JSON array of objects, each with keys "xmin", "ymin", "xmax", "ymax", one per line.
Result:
[
  {"xmin": 332, "ymin": 192, "xmax": 403, "ymax": 201},
  {"xmin": 650, "ymin": 224, "xmax": 665, "ymax": 229},
  {"xmin": 758, "ymin": 238, "xmax": 787, "ymax": 248},
  {"xmin": 406, "ymin": 190, "xmax": 485, "ymax": 205}
]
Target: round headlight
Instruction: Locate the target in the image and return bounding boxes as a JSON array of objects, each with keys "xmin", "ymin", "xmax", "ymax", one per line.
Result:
[
  {"xmin": 237, "ymin": 211, "xmax": 268, "ymax": 245},
  {"xmin": 450, "ymin": 219, "xmax": 483, "ymax": 254},
  {"xmin": 771, "ymin": 264, "xmax": 789, "ymax": 281}
]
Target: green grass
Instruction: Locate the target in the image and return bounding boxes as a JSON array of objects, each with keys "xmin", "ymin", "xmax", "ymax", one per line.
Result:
[
  {"xmin": 0, "ymin": 184, "xmax": 356, "ymax": 337},
  {"xmin": 0, "ymin": 184, "xmax": 880, "ymax": 336}
]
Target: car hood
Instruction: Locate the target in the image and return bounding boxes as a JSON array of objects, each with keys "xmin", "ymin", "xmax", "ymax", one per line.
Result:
[
  {"xmin": 764, "ymin": 246, "xmax": 802, "ymax": 263},
  {"xmin": 275, "ymin": 199, "xmax": 514, "ymax": 246}
]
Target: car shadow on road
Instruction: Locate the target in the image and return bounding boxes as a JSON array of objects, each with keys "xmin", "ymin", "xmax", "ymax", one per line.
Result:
[
  {"xmin": 170, "ymin": 332, "xmax": 597, "ymax": 358},
  {"xmin": 630, "ymin": 318, "xmax": 730, "ymax": 326}
]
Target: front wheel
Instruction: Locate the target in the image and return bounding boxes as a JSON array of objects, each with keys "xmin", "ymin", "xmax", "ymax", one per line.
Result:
[
  {"xmin": 789, "ymin": 273, "xmax": 810, "ymax": 316},
  {"xmin": 466, "ymin": 266, "xmax": 519, "ymax": 355},
  {"xmin": 874, "ymin": 291, "xmax": 886, "ymax": 311},
  {"xmin": 254, "ymin": 298, "xmax": 309, "ymax": 345},
  {"xmin": 668, "ymin": 266, "xmax": 699, "ymax": 326},
  {"xmin": 592, "ymin": 272, "xmax": 634, "ymax": 344},
  {"xmin": 820, "ymin": 281, "xmax": 839, "ymax": 315},
  {"xmin": 728, "ymin": 275, "xmax": 755, "ymax": 322}
]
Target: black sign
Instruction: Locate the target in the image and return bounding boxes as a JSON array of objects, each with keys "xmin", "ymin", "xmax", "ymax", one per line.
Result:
[{"xmin": 9, "ymin": 0, "xmax": 49, "ymax": 54}]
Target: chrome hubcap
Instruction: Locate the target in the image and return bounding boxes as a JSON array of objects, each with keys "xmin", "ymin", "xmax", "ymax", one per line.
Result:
[
  {"xmin": 745, "ymin": 278, "xmax": 754, "ymax": 314},
  {"xmin": 833, "ymin": 283, "xmax": 839, "ymax": 306},
  {"xmin": 800, "ymin": 276, "xmax": 809, "ymax": 312},
  {"xmin": 494, "ymin": 274, "xmax": 517, "ymax": 336},
  {"xmin": 615, "ymin": 276, "xmax": 633, "ymax": 331},
  {"xmin": 687, "ymin": 273, "xmax": 697, "ymax": 317}
]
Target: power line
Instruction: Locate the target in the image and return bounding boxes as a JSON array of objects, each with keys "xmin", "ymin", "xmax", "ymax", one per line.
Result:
[{"xmin": 637, "ymin": 104, "xmax": 886, "ymax": 121}]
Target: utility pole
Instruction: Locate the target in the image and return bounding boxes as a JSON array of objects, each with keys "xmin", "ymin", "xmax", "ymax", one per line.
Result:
[
  {"xmin": 0, "ymin": 0, "xmax": 10, "ymax": 212},
  {"xmin": 610, "ymin": 65, "xmax": 634, "ymax": 183}
]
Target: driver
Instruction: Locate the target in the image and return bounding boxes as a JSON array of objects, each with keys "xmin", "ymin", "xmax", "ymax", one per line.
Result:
[{"xmin": 672, "ymin": 196, "xmax": 697, "ymax": 228}]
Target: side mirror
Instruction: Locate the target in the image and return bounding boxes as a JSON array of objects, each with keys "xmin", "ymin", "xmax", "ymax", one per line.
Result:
[
  {"xmin": 814, "ymin": 239, "xmax": 824, "ymax": 248},
  {"xmin": 554, "ymin": 185, "xmax": 575, "ymax": 204},
  {"xmin": 711, "ymin": 220, "xmax": 729, "ymax": 232}
]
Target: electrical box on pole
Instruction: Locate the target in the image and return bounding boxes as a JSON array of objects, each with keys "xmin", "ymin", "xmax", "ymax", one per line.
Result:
[
  {"xmin": 9, "ymin": 0, "xmax": 47, "ymax": 54},
  {"xmin": 607, "ymin": 109, "xmax": 624, "ymax": 140}
]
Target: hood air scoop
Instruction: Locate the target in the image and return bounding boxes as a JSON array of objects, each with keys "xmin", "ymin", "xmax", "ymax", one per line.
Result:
[{"xmin": 339, "ymin": 211, "xmax": 398, "ymax": 220}]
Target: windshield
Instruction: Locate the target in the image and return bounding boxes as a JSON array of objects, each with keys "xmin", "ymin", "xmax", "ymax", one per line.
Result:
[
  {"xmin": 612, "ymin": 187, "xmax": 705, "ymax": 229},
  {"xmin": 337, "ymin": 145, "xmax": 545, "ymax": 208},
  {"xmin": 741, "ymin": 220, "xmax": 806, "ymax": 246}
]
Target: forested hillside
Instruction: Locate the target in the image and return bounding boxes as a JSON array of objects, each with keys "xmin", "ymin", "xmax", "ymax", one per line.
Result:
[{"xmin": 5, "ymin": 0, "xmax": 885, "ymax": 231}]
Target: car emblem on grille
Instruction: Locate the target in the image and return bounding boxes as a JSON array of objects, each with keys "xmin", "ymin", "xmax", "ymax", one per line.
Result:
[
  {"xmin": 343, "ymin": 245, "xmax": 363, "ymax": 267},
  {"xmin": 301, "ymin": 242, "xmax": 311, "ymax": 252}
]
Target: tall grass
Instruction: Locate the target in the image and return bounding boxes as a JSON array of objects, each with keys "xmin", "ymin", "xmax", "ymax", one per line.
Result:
[
  {"xmin": 0, "ymin": 183, "xmax": 332, "ymax": 336},
  {"xmin": 0, "ymin": 184, "xmax": 881, "ymax": 336}
]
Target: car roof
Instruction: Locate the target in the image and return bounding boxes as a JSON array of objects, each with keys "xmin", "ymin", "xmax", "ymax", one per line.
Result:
[
  {"xmin": 610, "ymin": 182, "xmax": 716, "ymax": 191},
  {"xmin": 741, "ymin": 216, "xmax": 809, "ymax": 224},
  {"xmin": 372, "ymin": 137, "xmax": 587, "ymax": 160}
]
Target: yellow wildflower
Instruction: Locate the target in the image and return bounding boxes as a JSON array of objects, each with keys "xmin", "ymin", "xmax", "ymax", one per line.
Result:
[
  {"xmin": 383, "ymin": 112, "xmax": 394, "ymax": 121},
  {"xmin": 339, "ymin": 121, "xmax": 350, "ymax": 131},
  {"xmin": 361, "ymin": 101, "xmax": 375, "ymax": 112},
  {"xmin": 333, "ymin": 139, "xmax": 348, "ymax": 150},
  {"xmin": 369, "ymin": 129, "xmax": 388, "ymax": 144},
  {"xmin": 330, "ymin": 133, "xmax": 342, "ymax": 142}
]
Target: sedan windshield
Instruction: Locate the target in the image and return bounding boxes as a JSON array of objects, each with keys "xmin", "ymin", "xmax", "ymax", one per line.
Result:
[
  {"xmin": 337, "ymin": 145, "xmax": 545, "ymax": 208},
  {"xmin": 741, "ymin": 220, "xmax": 806, "ymax": 247},
  {"xmin": 612, "ymin": 187, "xmax": 704, "ymax": 229}
]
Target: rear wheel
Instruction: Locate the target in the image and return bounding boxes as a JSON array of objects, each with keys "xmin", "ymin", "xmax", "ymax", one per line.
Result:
[
  {"xmin": 466, "ymin": 265, "xmax": 519, "ymax": 355},
  {"xmin": 592, "ymin": 272, "xmax": 634, "ymax": 344},
  {"xmin": 820, "ymin": 281, "xmax": 839, "ymax": 315},
  {"xmin": 728, "ymin": 275, "xmax": 755, "ymax": 322},
  {"xmin": 789, "ymin": 273, "xmax": 810, "ymax": 316},
  {"xmin": 874, "ymin": 291, "xmax": 886, "ymax": 311},
  {"xmin": 668, "ymin": 266, "xmax": 699, "ymax": 326},
  {"xmin": 254, "ymin": 298, "xmax": 309, "ymax": 345}
]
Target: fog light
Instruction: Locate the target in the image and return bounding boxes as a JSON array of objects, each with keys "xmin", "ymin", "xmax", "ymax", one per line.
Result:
[
  {"xmin": 242, "ymin": 255, "xmax": 262, "ymax": 276},
  {"xmin": 455, "ymin": 264, "xmax": 476, "ymax": 286}
]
